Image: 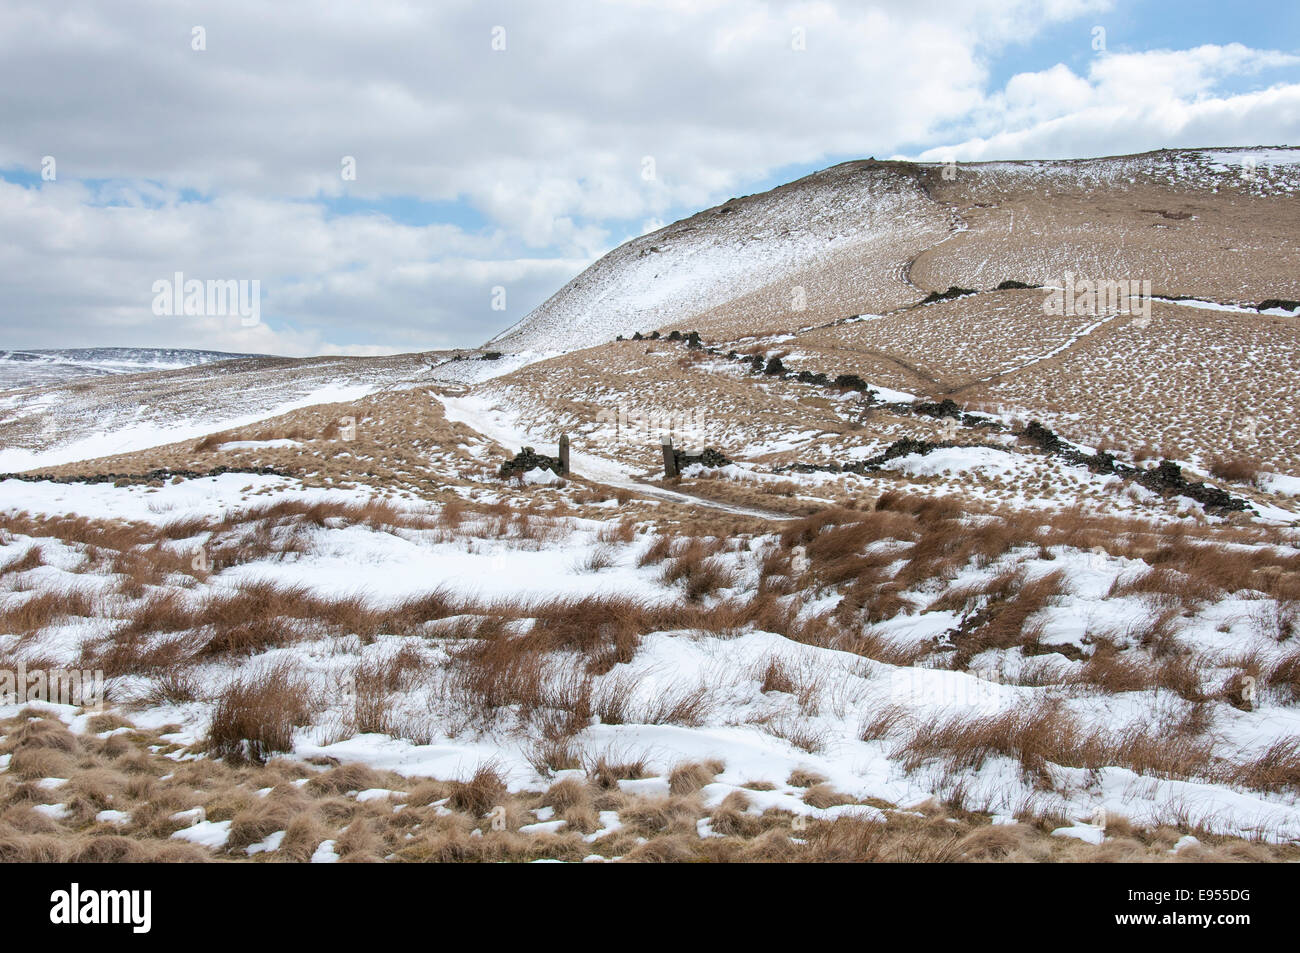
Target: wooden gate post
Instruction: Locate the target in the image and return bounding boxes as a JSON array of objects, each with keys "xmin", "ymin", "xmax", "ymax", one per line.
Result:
[
  {"xmin": 661, "ymin": 435, "xmax": 677, "ymax": 478},
  {"xmin": 558, "ymin": 433, "xmax": 570, "ymax": 475}
]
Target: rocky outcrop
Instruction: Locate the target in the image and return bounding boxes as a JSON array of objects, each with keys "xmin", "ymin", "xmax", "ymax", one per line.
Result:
[
  {"xmin": 1019, "ymin": 420, "xmax": 1248, "ymax": 512},
  {"xmin": 775, "ymin": 437, "xmax": 947, "ymax": 475},
  {"xmin": 674, "ymin": 447, "xmax": 731, "ymax": 471},
  {"xmin": 917, "ymin": 286, "xmax": 977, "ymax": 305},
  {"xmin": 1135, "ymin": 460, "xmax": 1247, "ymax": 512},
  {"xmin": 499, "ymin": 447, "xmax": 564, "ymax": 479},
  {"xmin": 912, "ymin": 398, "xmax": 962, "ymax": 420}
]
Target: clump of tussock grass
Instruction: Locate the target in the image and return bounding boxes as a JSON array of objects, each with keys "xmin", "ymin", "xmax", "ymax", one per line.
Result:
[
  {"xmin": 667, "ymin": 760, "xmax": 724, "ymax": 795},
  {"xmin": 802, "ymin": 783, "xmax": 854, "ymax": 809},
  {"xmin": 0, "ymin": 585, "xmax": 97, "ymax": 635},
  {"xmin": 659, "ymin": 541, "xmax": 736, "ymax": 601},
  {"xmin": 755, "ymin": 656, "xmax": 796, "ymax": 695},
  {"xmin": 1232, "ymin": 739, "xmax": 1300, "ymax": 793},
  {"xmin": 0, "ymin": 545, "xmax": 45, "ymax": 576},
  {"xmin": 446, "ymin": 765, "xmax": 507, "ymax": 818},
  {"xmin": 584, "ymin": 751, "xmax": 649, "ymax": 790},
  {"xmin": 578, "ymin": 543, "xmax": 618, "ymax": 573},
  {"xmin": 1205, "ymin": 454, "xmax": 1262, "ymax": 487},
  {"xmin": 206, "ymin": 661, "xmax": 314, "ymax": 764},
  {"xmin": 894, "ymin": 700, "xmax": 1216, "ymax": 786}
]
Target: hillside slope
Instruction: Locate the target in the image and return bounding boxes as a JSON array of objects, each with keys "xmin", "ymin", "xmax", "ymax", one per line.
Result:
[
  {"xmin": 475, "ymin": 147, "xmax": 1300, "ymax": 371},
  {"xmin": 486, "ymin": 159, "xmax": 954, "ymax": 354}
]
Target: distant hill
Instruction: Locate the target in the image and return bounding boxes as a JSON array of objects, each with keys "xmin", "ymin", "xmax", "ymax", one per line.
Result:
[{"xmin": 0, "ymin": 347, "xmax": 264, "ymax": 390}]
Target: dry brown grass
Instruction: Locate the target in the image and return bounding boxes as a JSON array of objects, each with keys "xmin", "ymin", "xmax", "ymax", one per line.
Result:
[
  {"xmin": 0, "ymin": 545, "xmax": 45, "ymax": 576},
  {"xmin": 667, "ymin": 760, "xmax": 723, "ymax": 795},
  {"xmin": 660, "ymin": 540, "xmax": 736, "ymax": 601},
  {"xmin": 206, "ymin": 661, "xmax": 314, "ymax": 763},
  {"xmin": 446, "ymin": 765, "xmax": 507, "ymax": 817},
  {"xmin": 756, "ymin": 656, "xmax": 797, "ymax": 695},
  {"xmin": 894, "ymin": 700, "xmax": 1217, "ymax": 786},
  {"xmin": 947, "ymin": 570, "xmax": 1067, "ymax": 669},
  {"xmin": 0, "ymin": 585, "xmax": 96, "ymax": 635},
  {"xmin": 3, "ymin": 705, "xmax": 1297, "ymax": 863},
  {"xmin": 860, "ymin": 703, "xmax": 910, "ymax": 742},
  {"xmin": 10, "ymin": 446, "xmax": 1300, "ymax": 863},
  {"xmin": 636, "ymin": 533, "xmax": 674, "ymax": 567},
  {"xmin": 1205, "ymin": 454, "xmax": 1263, "ymax": 486},
  {"xmin": 1232, "ymin": 738, "xmax": 1300, "ymax": 793}
]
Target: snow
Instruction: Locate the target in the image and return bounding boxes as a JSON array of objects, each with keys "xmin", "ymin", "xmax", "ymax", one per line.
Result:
[
  {"xmin": 6, "ymin": 508, "xmax": 1299, "ymax": 846},
  {"xmin": 169, "ymin": 807, "xmax": 206, "ymax": 825},
  {"xmin": 222, "ymin": 521, "xmax": 670, "ymax": 605},
  {"xmin": 976, "ymin": 313, "xmax": 1121, "ymax": 382},
  {"xmin": 7, "ymin": 460, "xmax": 1297, "ymax": 844},
  {"xmin": 0, "ymin": 347, "xmax": 257, "ymax": 390},
  {"xmin": 519, "ymin": 819, "xmax": 567, "ymax": 835},
  {"xmin": 438, "ymin": 393, "xmax": 780, "ymax": 519},
  {"xmin": 483, "ymin": 163, "xmax": 950, "ymax": 359},
  {"xmin": 217, "ymin": 439, "xmax": 301, "ymax": 450},
  {"xmin": 1259, "ymin": 473, "xmax": 1300, "ymax": 497},
  {"xmin": 1160, "ymin": 297, "xmax": 1299, "ymax": 316},
  {"xmin": 246, "ymin": 830, "xmax": 286, "ymax": 856},
  {"xmin": 0, "ymin": 382, "xmax": 379, "ymax": 472},
  {"xmin": 1203, "ymin": 149, "xmax": 1300, "ymax": 171},
  {"xmin": 1051, "ymin": 823, "xmax": 1105, "ymax": 845},
  {"xmin": 0, "ymin": 474, "xmax": 371, "ymax": 523},
  {"xmin": 941, "ymin": 148, "xmax": 1300, "ymax": 197},
  {"xmin": 4, "ymin": 257, "xmax": 1299, "ymax": 851},
  {"xmin": 885, "ymin": 446, "xmax": 1019, "ymax": 478},
  {"xmin": 170, "ymin": 819, "xmax": 233, "ymax": 849},
  {"xmin": 583, "ymin": 811, "xmax": 624, "ymax": 842},
  {"xmin": 522, "ymin": 467, "xmax": 561, "ymax": 485},
  {"xmin": 310, "ymin": 840, "xmax": 340, "ymax": 863}
]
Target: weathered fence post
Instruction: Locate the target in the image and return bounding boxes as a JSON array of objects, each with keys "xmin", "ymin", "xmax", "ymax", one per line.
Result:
[
  {"xmin": 661, "ymin": 435, "xmax": 677, "ymax": 478},
  {"xmin": 558, "ymin": 433, "xmax": 570, "ymax": 475}
]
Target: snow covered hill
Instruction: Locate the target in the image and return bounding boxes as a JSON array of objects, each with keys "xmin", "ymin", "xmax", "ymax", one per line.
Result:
[
  {"xmin": 0, "ymin": 347, "xmax": 262, "ymax": 390},
  {"xmin": 485, "ymin": 159, "xmax": 953, "ymax": 357},
  {"xmin": 469, "ymin": 147, "xmax": 1300, "ymax": 380},
  {"xmin": 0, "ymin": 353, "xmax": 434, "ymax": 472}
]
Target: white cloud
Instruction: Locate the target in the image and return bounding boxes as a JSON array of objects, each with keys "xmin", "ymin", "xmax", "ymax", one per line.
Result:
[
  {"xmin": 919, "ymin": 45, "xmax": 1300, "ymax": 162},
  {"xmin": 0, "ymin": 2, "xmax": 1294, "ymax": 353},
  {"xmin": 0, "ymin": 179, "xmax": 584, "ymax": 354},
  {"xmin": 0, "ymin": 0, "xmax": 1110, "ymax": 228}
]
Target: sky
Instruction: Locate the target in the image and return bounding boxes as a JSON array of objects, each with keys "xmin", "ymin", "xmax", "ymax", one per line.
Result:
[{"xmin": 0, "ymin": 0, "xmax": 1297, "ymax": 357}]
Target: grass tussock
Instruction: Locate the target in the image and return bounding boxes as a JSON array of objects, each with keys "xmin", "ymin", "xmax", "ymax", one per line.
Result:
[
  {"xmin": 206, "ymin": 661, "xmax": 314, "ymax": 764},
  {"xmin": 3, "ymin": 706, "xmax": 1298, "ymax": 863},
  {"xmin": 1205, "ymin": 454, "xmax": 1262, "ymax": 487},
  {"xmin": 894, "ymin": 700, "xmax": 1216, "ymax": 786},
  {"xmin": 0, "ymin": 586, "xmax": 96, "ymax": 635}
]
